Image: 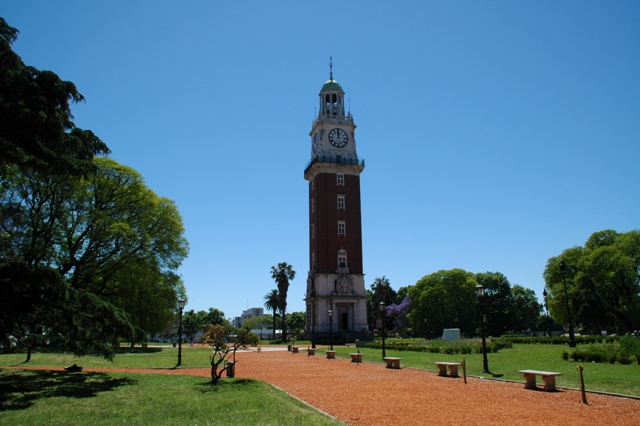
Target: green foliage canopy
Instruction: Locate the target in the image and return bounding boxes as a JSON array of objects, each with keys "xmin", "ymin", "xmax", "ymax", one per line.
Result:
[
  {"xmin": 0, "ymin": 18, "xmax": 109, "ymax": 176},
  {"xmin": 544, "ymin": 229, "xmax": 640, "ymax": 334},
  {"xmin": 0, "ymin": 158, "xmax": 189, "ymax": 357}
]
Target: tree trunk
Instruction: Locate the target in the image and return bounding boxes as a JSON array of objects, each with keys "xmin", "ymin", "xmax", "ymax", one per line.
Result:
[
  {"xmin": 272, "ymin": 313, "xmax": 276, "ymax": 341},
  {"xmin": 281, "ymin": 309, "xmax": 287, "ymax": 343},
  {"xmin": 25, "ymin": 346, "xmax": 32, "ymax": 363}
]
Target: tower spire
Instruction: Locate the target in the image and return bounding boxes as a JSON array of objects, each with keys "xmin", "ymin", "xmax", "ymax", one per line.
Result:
[{"xmin": 329, "ymin": 56, "xmax": 333, "ymax": 81}]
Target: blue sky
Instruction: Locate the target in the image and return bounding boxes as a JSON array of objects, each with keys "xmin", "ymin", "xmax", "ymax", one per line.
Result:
[{"xmin": 4, "ymin": 2, "xmax": 639, "ymax": 321}]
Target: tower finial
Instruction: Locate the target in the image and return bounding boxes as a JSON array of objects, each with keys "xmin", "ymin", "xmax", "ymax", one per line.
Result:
[{"xmin": 329, "ymin": 56, "xmax": 333, "ymax": 81}]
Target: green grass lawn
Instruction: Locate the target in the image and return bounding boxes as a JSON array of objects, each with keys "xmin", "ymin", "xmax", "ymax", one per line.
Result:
[
  {"xmin": 330, "ymin": 344, "xmax": 640, "ymax": 397},
  {"xmin": 0, "ymin": 369, "xmax": 340, "ymax": 425},
  {"xmin": 1, "ymin": 342, "xmax": 638, "ymax": 424}
]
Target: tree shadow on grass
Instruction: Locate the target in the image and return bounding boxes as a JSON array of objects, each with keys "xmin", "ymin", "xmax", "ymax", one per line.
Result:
[
  {"xmin": 116, "ymin": 347, "xmax": 162, "ymax": 354},
  {"xmin": 0, "ymin": 369, "xmax": 136, "ymax": 411},
  {"xmin": 197, "ymin": 378, "xmax": 258, "ymax": 394}
]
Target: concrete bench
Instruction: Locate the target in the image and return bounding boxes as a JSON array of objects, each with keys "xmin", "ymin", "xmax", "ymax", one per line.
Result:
[
  {"xmin": 383, "ymin": 357, "xmax": 402, "ymax": 369},
  {"xmin": 518, "ymin": 370, "xmax": 562, "ymax": 391},
  {"xmin": 435, "ymin": 362, "xmax": 462, "ymax": 378}
]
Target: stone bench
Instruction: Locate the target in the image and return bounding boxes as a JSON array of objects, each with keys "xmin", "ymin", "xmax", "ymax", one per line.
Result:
[
  {"xmin": 435, "ymin": 362, "xmax": 462, "ymax": 378},
  {"xmin": 383, "ymin": 357, "xmax": 402, "ymax": 369},
  {"xmin": 518, "ymin": 370, "xmax": 562, "ymax": 391}
]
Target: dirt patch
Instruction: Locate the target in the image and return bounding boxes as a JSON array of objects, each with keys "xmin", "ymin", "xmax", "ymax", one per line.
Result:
[{"xmin": 8, "ymin": 349, "xmax": 640, "ymax": 425}]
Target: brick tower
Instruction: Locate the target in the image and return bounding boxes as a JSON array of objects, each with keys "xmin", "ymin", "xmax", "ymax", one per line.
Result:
[{"xmin": 304, "ymin": 60, "xmax": 368, "ymax": 343}]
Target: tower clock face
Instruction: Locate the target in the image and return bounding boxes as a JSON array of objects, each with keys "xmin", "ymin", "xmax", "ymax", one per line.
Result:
[
  {"xmin": 328, "ymin": 128, "xmax": 348, "ymax": 148},
  {"xmin": 312, "ymin": 133, "xmax": 319, "ymax": 152}
]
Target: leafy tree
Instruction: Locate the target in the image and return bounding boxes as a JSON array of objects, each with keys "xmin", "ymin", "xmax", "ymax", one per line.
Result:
[
  {"xmin": 270, "ymin": 263, "xmax": 295, "ymax": 341},
  {"xmin": 263, "ymin": 289, "xmax": 279, "ymax": 338},
  {"xmin": 475, "ymin": 272, "xmax": 515, "ymax": 336},
  {"xmin": 181, "ymin": 308, "xmax": 227, "ymax": 342},
  {"xmin": 544, "ymin": 229, "xmax": 640, "ymax": 334},
  {"xmin": 371, "ymin": 276, "xmax": 397, "ymax": 305},
  {"xmin": 386, "ymin": 297, "xmax": 411, "ymax": 333},
  {"xmin": 407, "ymin": 269, "xmax": 477, "ymax": 337},
  {"xmin": 286, "ymin": 311, "xmax": 306, "ymax": 337},
  {"xmin": 242, "ymin": 314, "xmax": 273, "ymax": 332},
  {"xmin": 0, "ymin": 18, "xmax": 109, "ymax": 176},
  {"xmin": 202, "ymin": 324, "xmax": 258, "ymax": 385},
  {"xmin": 509, "ymin": 284, "xmax": 542, "ymax": 333},
  {"xmin": 0, "ymin": 158, "xmax": 188, "ymax": 357}
]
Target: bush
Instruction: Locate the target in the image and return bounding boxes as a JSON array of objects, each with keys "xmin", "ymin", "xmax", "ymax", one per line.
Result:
[
  {"xmin": 365, "ymin": 338, "xmax": 511, "ymax": 355},
  {"xmin": 564, "ymin": 335, "xmax": 640, "ymax": 365}
]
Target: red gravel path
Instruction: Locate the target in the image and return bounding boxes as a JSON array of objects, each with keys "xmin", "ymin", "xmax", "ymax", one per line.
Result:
[{"xmin": 10, "ymin": 349, "xmax": 640, "ymax": 425}]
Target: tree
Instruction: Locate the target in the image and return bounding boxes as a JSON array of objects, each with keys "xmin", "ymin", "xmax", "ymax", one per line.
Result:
[
  {"xmin": 509, "ymin": 284, "xmax": 542, "ymax": 333},
  {"xmin": 0, "ymin": 158, "xmax": 189, "ymax": 358},
  {"xmin": 407, "ymin": 269, "xmax": 477, "ymax": 337},
  {"xmin": 242, "ymin": 314, "xmax": 273, "ymax": 332},
  {"xmin": 544, "ymin": 229, "xmax": 640, "ymax": 335},
  {"xmin": 263, "ymin": 289, "xmax": 279, "ymax": 339},
  {"xmin": 270, "ymin": 263, "xmax": 295, "ymax": 341},
  {"xmin": 372, "ymin": 276, "xmax": 397, "ymax": 305},
  {"xmin": 286, "ymin": 311, "xmax": 306, "ymax": 338},
  {"xmin": 0, "ymin": 18, "xmax": 109, "ymax": 176},
  {"xmin": 202, "ymin": 324, "xmax": 258, "ymax": 385},
  {"xmin": 475, "ymin": 272, "xmax": 515, "ymax": 336},
  {"xmin": 386, "ymin": 297, "xmax": 411, "ymax": 333},
  {"xmin": 180, "ymin": 308, "xmax": 227, "ymax": 343}
]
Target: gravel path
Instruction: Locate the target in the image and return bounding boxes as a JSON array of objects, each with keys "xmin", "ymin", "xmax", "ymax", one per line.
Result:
[{"xmin": 10, "ymin": 348, "xmax": 640, "ymax": 425}]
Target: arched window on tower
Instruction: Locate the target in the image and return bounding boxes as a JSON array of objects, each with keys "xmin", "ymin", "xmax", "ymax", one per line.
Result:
[{"xmin": 337, "ymin": 248, "xmax": 348, "ymax": 273}]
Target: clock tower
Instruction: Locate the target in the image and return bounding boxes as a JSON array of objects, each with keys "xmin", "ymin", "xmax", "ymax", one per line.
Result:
[{"xmin": 304, "ymin": 60, "xmax": 368, "ymax": 343}]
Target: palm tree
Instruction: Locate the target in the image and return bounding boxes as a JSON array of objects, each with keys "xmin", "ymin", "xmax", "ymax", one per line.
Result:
[
  {"xmin": 263, "ymin": 289, "xmax": 279, "ymax": 339},
  {"xmin": 270, "ymin": 262, "xmax": 296, "ymax": 343}
]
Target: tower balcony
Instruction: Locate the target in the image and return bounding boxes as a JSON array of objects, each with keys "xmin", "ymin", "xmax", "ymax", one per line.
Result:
[
  {"xmin": 312, "ymin": 114, "xmax": 354, "ymax": 127},
  {"xmin": 304, "ymin": 154, "xmax": 365, "ymax": 176}
]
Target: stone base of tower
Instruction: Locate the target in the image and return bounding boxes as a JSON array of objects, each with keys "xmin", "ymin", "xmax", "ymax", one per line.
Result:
[{"xmin": 305, "ymin": 272, "xmax": 370, "ymax": 342}]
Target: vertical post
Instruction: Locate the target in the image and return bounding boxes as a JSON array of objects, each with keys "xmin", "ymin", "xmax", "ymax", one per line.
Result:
[
  {"xmin": 543, "ymin": 288, "xmax": 551, "ymax": 337},
  {"xmin": 475, "ymin": 284, "xmax": 489, "ymax": 373},
  {"xmin": 328, "ymin": 309, "xmax": 333, "ymax": 351},
  {"xmin": 177, "ymin": 299, "xmax": 185, "ymax": 366},
  {"xmin": 560, "ymin": 259, "xmax": 576, "ymax": 347},
  {"xmin": 379, "ymin": 302, "xmax": 386, "ymax": 360},
  {"xmin": 311, "ymin": 289, "xmax": 316, "ymax": 349},
  {"xmin": 577, "ymin": 364, "xmax": 588, "ymax": 404}
]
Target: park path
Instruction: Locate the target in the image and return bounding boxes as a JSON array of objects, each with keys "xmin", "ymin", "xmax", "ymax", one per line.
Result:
[{"xmin": 14, "ymin": 348, "xmax": 640, "ymax": 425}]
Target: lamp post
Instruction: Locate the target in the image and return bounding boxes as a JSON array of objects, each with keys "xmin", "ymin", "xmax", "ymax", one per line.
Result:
[
  {"xmin": 379, "ymin": 302, "xmax": 386, "ymax": 359},
  {"xmin": 475, "ymin": 284, "xmax": 489, "ymax": 373},
  {"xmin": 424, "ymin": 318, "xmax": 428, "ymax": 340},
  {"xmin": 177, "ymin": 299, "xmax": 185, "ymax": 366},
  {"xmin": 543, "ymin": 288, "xmax": 550, "ymax": 337},
  {"xmin": 328, "ymin": 309, "xmax": 333, "ymax": 351},
  {"xmin": 560, "ymin": 259, "xmax": 576, "ymax": 347},
  {"xmin": 311, "ymin": 289, "xmax": 317, "ymax": 349}
]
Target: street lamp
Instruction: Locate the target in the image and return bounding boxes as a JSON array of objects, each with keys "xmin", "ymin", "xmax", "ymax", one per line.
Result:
[
  {"xmin": 311, "ymin": 289, "xmax": 317, "ymax": 349},
  {"xmin": 543, "ymin": 288, "xmax": 551, "ymax": 337},
  {"xmin": 328, "ymin": 309, "xmax": 333, "ymax": 351},
  {"xmin": 560, "ymin": 259, "xmax": 576, "ymax": 347},
  {"xmin": 177, "ymin": 299, "xmax": 185, "ymax": 366},
  {"xmin": 379, "ymin": 302, "xmax": 386, "ymax": 359},
  {"xmin": 475, "ymin": 284, "xmax": 489, "ymax": 374}
]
